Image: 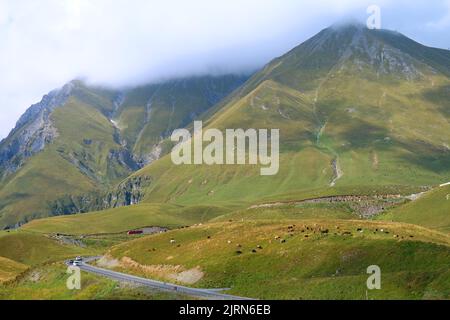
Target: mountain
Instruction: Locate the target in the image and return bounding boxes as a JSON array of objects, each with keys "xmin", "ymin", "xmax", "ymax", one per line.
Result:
[
  {"xmin": 0, "ymin": 75, "xmax": 249, "ymax": 228},
  {"xmin": 124, "ymin": 23, "xmax": 450, "ymax": 210},
  {"xmin": 2, "ymin": 23, "xmax": 450, "ymax": 230},
  {"xmin": 5, "ymin": 23, "xmax": 450, "ymax": 300}
]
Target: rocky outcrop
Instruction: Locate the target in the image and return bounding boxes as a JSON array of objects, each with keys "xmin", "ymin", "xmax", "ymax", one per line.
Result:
[
  {"xmin": 58, "ymin": 147, "xmax": 140, "ymax": 185},
  {"xmin": 109, "ymin": 148, "xmax": 141, "ymax": 172},
  {"xmin": 0, "ymin": 83, "xmax": 74, "ymax": 177},
  {"xmin": 134, "ymin": 143, "xmax": 163, "ymax": 167},
  {"xmin": 249, "ymin": 194, "xmax": 410, "ymax": 218},
  {"xmin": 48, "ymin": 175, "xmax": 151, "ymax": 215}
]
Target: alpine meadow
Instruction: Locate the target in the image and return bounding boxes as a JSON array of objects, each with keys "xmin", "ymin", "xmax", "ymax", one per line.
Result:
[{"xmin": 0, "ymin": 1, "xmax": 449, "ymax": 305}]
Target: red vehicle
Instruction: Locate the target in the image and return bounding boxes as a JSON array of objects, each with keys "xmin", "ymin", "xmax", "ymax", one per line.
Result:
[{"xmin": 127, "ymin": 230, "xmax": 144, "ymax": 235}]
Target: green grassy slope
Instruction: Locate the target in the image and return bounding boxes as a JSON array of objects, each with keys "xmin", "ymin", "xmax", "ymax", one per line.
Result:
[
  {"xmin": 137, "ymin": 149, "xmax": 335, "ymax": 206},
  {"xmin": 0, "ymin": 94, "xmax": 126, "ymax": 228},
  {"xmin": 0, "ymin": 264, "xmax": 183, "ymax": 300},
  {"xmin": 212, "ymin": 203, "xmax": 356, "ymax": 222},
  {"xmin": 22, "ymin": 203, "xmax": 229, "ymax": 235},
  {"xmin": 3, "ymin": 24, "xmax": 450, "ymax": 301},
  {"xmin": 0, "ymin": 256, "xmax": 28, "ymax": 283},
  {"xmin": 0, "ymin": 76, "xmax": 248, "ymax": 228},
  {"xmin": 129, "ymin": 27, "xmax": 450, "ymax": 210},
  {"xmin": 107, "ymin": 220, "xmax": 450, "ymax": 299},
  {"xmin": 22, "ymin": 25, "xmax": 448, "ymax": 236},
  {"xmin": 0, "ymin": 229, "xmax": 183, "ymax": 299},
  {"xmin": 379, "ymin": 185, "xmax": 450, "ymax": 233},
  {"xmin": 0, "ymin": 230, "xmax": 92, "ymax": 292},
  {"xmin": 0, "ymin": 231, "xmax": 90, "ymax": 266},
  {"xmin": 0, "ymin": 147, "xmax": 96, "ymax": 227},
  {"xmin": 114, "ymin": 75, "xmax": 248, "ymax": 161},
  {"xmin": 51, "ymin": 98, "xmax": 132, "ymax": 184}
]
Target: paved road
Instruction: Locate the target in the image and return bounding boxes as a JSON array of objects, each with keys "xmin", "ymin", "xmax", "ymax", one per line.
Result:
[{"xmin": 75, "ymin": 257, "xmax": 252, "ymax": 300}]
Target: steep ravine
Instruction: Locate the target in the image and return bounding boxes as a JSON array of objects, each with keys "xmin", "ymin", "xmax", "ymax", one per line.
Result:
[{"xmin": 48, "ymin": 176, "xmax": 152, "ymax": 216}]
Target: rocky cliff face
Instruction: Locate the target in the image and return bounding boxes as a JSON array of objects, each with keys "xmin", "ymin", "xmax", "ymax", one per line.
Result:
[
  {"xmin": 0, "ymin": 83, "xmax": 74, "ymax": 178},
  {"xmin": 48, "ymin": 176, "xmax": 151, "ymax": 216}
]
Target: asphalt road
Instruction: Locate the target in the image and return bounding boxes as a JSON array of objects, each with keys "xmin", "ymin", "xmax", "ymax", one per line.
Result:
[{"xmin": 76, "ymin": 257, "xmax": 252, "ymax": 300}]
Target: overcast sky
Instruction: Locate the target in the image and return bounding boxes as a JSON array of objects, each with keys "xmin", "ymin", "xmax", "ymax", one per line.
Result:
[{"xmin": 1, "ymin": 0, "xmax": 449, "ymax": 138}]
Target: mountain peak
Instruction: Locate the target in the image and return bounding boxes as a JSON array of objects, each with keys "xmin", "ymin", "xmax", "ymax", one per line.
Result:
[
  {"xmin": 329, "ymin": 20, "xmax": 366, "ymax": 31},
  {"xmin": 268, "ymin": 21, "xmax": 450, "ymax": 84}
]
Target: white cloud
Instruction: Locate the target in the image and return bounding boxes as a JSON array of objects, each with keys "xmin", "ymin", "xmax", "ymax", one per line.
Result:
[
  {"xmin": 0, "ymin": 0, "xmax": 449, "ymax": 138},
  {"xmin": 66, "ymin": 0, "xmax": 82, "ymax": 30},
  {"xmin": 0, "ymin": 1, "xmax": 9, "ymax": 25},
  {"xmin": 427, "ymin": 0, "xmax": 450, "ymax": 29}
]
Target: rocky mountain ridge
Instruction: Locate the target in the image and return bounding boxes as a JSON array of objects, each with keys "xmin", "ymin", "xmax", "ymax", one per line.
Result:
[
  {"xmin": 0, "ymin": 75, "xmax": 249, "ymax": 228},
  {"xmin": 0, "ymin": 83, "xmax": 74, "ymax": 178}
]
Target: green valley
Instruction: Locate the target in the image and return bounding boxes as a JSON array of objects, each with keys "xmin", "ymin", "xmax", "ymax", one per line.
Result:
[{"xmin": 1, "ymin": 23, "xmax": 449, "ymax": 301}]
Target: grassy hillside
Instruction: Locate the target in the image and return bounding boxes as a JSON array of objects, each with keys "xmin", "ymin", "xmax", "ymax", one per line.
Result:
[
  {"xmin": 0, "ymin": 256, "xmax": 28, "ymax": 283},
  {"xmin": 0, "ymin": 231, "xmax": 90, "ymax": 266},
  {"xmin": 0, "ymin": 229, "xmax": 183, "ymax": 299},
  {"xmin": 2, "ymin": 26, "xmax": 449, "ymax": 229},
  {"xmin": 0, "ymin": 76, "xmax": 248, "ymax": 229},
  {"xmin": 0, "ymin": 230, "xmax": 92, "ymax": 293},
  {"xmin": 0, "ymin": 227, "xmax": 189, "ymax": 300},
  {"xmin": 0, "ymin": 95, "xmax": 124, "ymax": 228},
  {"xmin": 212, "ymin": 203, "xmax": 357, "ymax": 222},
  {"xmin": 22, "ymin": 203, "xmax": 229, "ymax": 235},
  {"xmin": 1, "ymin": 25, "xmax": 449, "ymax": 301},
  {"xmin": 129, "ymin": 74, "xmax": 449, "ymax": 206},
  {"xmin": 116, "ymin": 75, "xmax": 248, "ymax": 161},
  {"xmin": 21, "ymin": 196, "xmax": 365, "ymax": 236},
  {"xmin": 0, "ymin": 149, "xmax": 96, "ymax": 228},
  {"xmin": 0, "ymin": 264, "xmax": 183, "ymax": 300},
  {"xmin": 107, "ymin": 219, "xmax": 450, "ymax": 299},
  {"xmin": 378, "ymin": 185, "xmax": 450, "ymax": 233},
  {"xmin": 136, "ymin": 150, "xmax": 336, "ymax": 205},
  {"xmin": 122, "ymin": 26, "xmax": 449, "ymax": 212}
]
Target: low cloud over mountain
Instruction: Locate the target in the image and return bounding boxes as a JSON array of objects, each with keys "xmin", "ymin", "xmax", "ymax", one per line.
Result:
[{"xmin": 1, "ymin": 0, "xmax": 450, "ymax": 138}]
